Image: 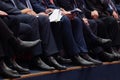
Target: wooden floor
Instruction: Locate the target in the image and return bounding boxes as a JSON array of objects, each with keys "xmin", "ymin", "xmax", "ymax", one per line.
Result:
[{"xmin": 4, "ymin": 61, "xmax": 120, "ymax": 80}]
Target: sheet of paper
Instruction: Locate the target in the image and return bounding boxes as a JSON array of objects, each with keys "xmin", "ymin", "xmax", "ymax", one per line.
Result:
[{"xmin": 49, "ymin": 9, "xmax": 63, "ymax": 22}]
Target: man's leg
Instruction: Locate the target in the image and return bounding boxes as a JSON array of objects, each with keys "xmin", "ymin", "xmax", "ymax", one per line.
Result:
[{"xmin": 60, "ymin": 16, "xmax": 94, "ymax": 66}]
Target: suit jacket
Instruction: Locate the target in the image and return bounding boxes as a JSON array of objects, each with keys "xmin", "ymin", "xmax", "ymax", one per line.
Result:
[
  {"xmin": 55, "ymin": 0, "xmax": 91, "ymax": 18},
  {"xmin": 20, "ymin": 0, "xmax": 57, "ymax": 13},
  {"xmin": 0, "ymin": 0, "xmax": 22, "ymax": 15},
  {"xmin": 111, "ymin": 0, "xmax": 120, "ymax": 14},
  {"xmin": 85, "ymin": 0, "xmax": 111, "ymax": 17},
  {"xmin": 112, "ymin": 0, "xmax": 120, "ymax": 4},
  {"xmin": 20, "ymin": 0, "xmax": 46, "ymax": 13},
  {"xmin": 55, "ymin": 0, "xmax": 74, "ymax": 11},
  {"xmin": 3, "ymin": 0, "xmax": 26, "ymax": 10}
]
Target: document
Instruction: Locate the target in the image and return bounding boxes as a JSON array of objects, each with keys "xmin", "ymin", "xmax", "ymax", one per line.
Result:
[{"xmin": 49, "ymin": 9, "xmax": 63, "ymax": 22}]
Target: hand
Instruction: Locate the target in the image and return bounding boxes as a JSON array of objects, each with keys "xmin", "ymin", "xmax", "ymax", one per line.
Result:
[
  {"xmin": 112, "ymin": 11, "xmax": 119, "ymax": 20},
  {"xmin": 21, "ymin": 8, "xmax": 32, "ymax": 14},
  {"xmin": 91, "ymin": 10, "xmax": 99, "ymax": 19},
  {"xmin": 61, "ymin": 10, "xmax": 75, "ymax": 20},
  {"xmin": 0, "ymin": 10, "xmax": 8, "ymax": 16},
  {"xmin": 60, "ymin": 8, "xmax": 66, "ymax": 12},
  {"xmin": 61, "ymin": 10, "xmax": 71, "ymax": 15},
  {"xmin": 26, "ymin": 10, "xmax": 37, "ymax": 16},
  {"xmin": 45, "ymin": 8, "xmax": 54, "ymax": 14},
  {"xmin": 60, "ymin": 8, "xmax": 76, "ymax": 20},
  {"xmin": 82, "ymin": 17, "xmax": 89, "ymax": 26},
  {"xmin": 66, "ymin": 14, "xmax": 76, "ymax": 20},
  {"xmin": 60, "ymin": 8, "xmax": 71, "ymax": 15}
]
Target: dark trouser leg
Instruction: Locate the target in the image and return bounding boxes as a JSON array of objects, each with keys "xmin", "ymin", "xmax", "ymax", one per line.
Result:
[
  {"xmin": 83, "ymin": 19, "xmax": 98, "ymax": 49},
  {"xmin": 60, "ymin": 17, "xmax": 96, "ymax": 65},
  {"xmin": 16, "ymin": 14, "xmax": 42, "ymax": 56},
  {"xmin": 61, "ymin": 16, "xmax": 80, "ymax": 56},
  {"xmin": 1, "ymin": 15, "xmax": 20, "ymax": 37},
  {"xmin": 0, "ymin": 41, "xmax": 4, "ymax": 58},
  {"xmin": 51, "ymin": 22, "xmax": 63, "ymax": 51},
  {"xmin": 0, "ymin": 18, "xmax": 14, "ymax": 41},
  {"xmin": 16, "ymin": 14, "xmax": 56, "ymax": 70},
  {"xmin": 82, "ymin": 20, "xmax": 98, "ymax": 44},
  {"xmin": 71, "ymin": 17, "xmax": 88, "ymax": 53},
  {"xmin": 88, "ymin": 19, "xmax": 98, "ymax": 35},
  {"xmin": 19, "ymin": 23, "xmax": 32, "ymax": 40},
  {"xmin": 0, "ymin": 41, "xmax": 20, "ymax": 78},
  {"xmin": 37, "ymin": 15, "xmax": 58, "ymax": 56},
  {"xmin": 96, "ymin": 19, "xmax": 110, "ymax": 39},
  {"xmin": 100, "ymin": 16, "xmax": 120, "ymax": 47}
]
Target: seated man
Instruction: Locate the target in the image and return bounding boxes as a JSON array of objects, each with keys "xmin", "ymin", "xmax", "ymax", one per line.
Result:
[
  {"xmin": 0, "ymin": 15, "xmax": 40, "ymax": 78},
  {"xmin": 84, "ymin": 0, "xmax": 120, "ymax": 58}
]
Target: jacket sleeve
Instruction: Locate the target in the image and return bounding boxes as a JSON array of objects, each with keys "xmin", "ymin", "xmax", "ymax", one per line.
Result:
[
  {"xmin": 0, "ymin": 1, "xmax": 22, "ymax": 15},
  {"xmin": 30, "ymin": 0, "xmax": 46, "ymax": 13},
  {"xmin": 16, "ymin": 0, "xmax": 27, "ymax": 10},
  {"xmin": 84, "ymin": 0, "xmax": 97, "ymax": 10},
  {"xmin": 46, "ymin": 0, "xmax": 57, "ymax": 9}
]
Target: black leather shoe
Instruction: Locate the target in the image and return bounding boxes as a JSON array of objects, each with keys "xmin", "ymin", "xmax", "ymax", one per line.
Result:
[
  {"xmin": 17, "ymin": 38, "xmax": 41, "ymax": 50},
  {"xmin": 33, "ymin": 57, "xmax": 55, "ymax": 70},
  {"xmin": 97, "ymin": 38, "xmax": 112, "ymax": 44},
  {"xmin": 111, "ymin": 47, "xmax": 120, "ymax": 60},
  {"xmin": 47, "ymin": 57, "xmax": 67, "ymax": 70},
  {"xmin": 55, "ymin": 56, "xmax": 72, "ymax": 64},
  {"xmin": 99, "ymin": 52, "xmax": 115, "ymax": 62},
  {"xmin": 112, "ymin": 52, "xmax": 120, "ymax": 60},
  {"xmin": 0, "ymin": 61, "xmax": 20, "ymax": 78},
  {"xmin": 71, "ymin": 55, "xmax": 95, "ymax": 66},
  {"xmin": 9, "ymin": 37, "xmax": 41, "ymax": 51},
  {"xmin": 0, "ymin": 68, "xmax": 20, "ymax": 78},
  {"xmin": 10, "ymin": 59, "xmax": 30, "ymax": 74},
  {"xmin": 3, "ymin": 62, "xmax": 18, "ymax": 75},
  {"xmin": 80, "ymin": 54, "xmax": 102, "ymax": 65}
]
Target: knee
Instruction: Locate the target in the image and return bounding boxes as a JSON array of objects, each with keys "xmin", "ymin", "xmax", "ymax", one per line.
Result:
[
  {"xmin": 89, "ymin": 20, "xmax": 97, "ymax": 28},
  {"xmin": 107, "ymin": 16, "xmax": 116, "ymax": 23},
  {"xmin": 61, "ymin": 15, "xmax": 71, "ymax": 23},
  {"xmin": 73, "ymin": 17, "xmax": 82, "ymax": 25},
  {"xmin": 96, "ymin": 19, "xmax": 104, "ymax": 27},
  {"xmin": 38, "ymin": 15, "xmax": 49, "ymax": 23},
  {"xmin": 20, "ymin": 23, "xmax": 32, "ymax": 34},
  {"xmin": 24, "ymin": 15, "xmax": 38, "ymax": 23}
]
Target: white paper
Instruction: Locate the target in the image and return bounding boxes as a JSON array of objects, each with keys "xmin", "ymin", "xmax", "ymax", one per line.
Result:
[{"xmin": 49, "ymin": 9, "xmax": 63, "ymax": 22}]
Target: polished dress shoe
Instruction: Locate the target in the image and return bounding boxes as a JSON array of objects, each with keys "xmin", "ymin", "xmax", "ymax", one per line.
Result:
[
  {"xmin": 97, "ymin": 38, "xmax": 112, "ymax": 44},
  {"xmin": 33, "ymin": 57, "xmax": 55, "ymax": 70},
  {"xmin": 111, "ymin": 48, "xmax": 120, "ymax": 60},
  {"xmin": 10, "ymin": 59, "xmax": 30, "ymax": 74},
  {"xmin": 71, "ymin": 55, "xmax": 94, "ymax": 66},
  {"xmin": 112, "ymin": 52, "xmax": 120, "ymax": 60},
  {"xmin": 47, "ymin": 56, "xmax": 67, "ymax": 70},
  {"xmin": 98, "ymin": 52, "xmax": 115, "ymax": 62},
  {"xmin": 80, "ymin": 54, "xmax": 102, "ymax": 65},
  {"xmin": 9, "ymin": 37, "xmax": 41, "ymax": 50},
  {"xmin": 0, "ymin": 61, "xmax": 20, "ymax": 78},
  {"xmin": 16, "ymin": 38, "xmax": 41, "ymax": 50},
  {"xmin": 55, "ymin": 56, "xmax": 72, "ymax": 64},
  {"xmin": 3, "ymin": 62, "xmax": 18, "ymax": 75}
]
